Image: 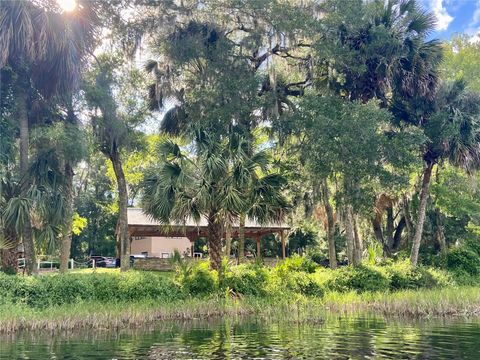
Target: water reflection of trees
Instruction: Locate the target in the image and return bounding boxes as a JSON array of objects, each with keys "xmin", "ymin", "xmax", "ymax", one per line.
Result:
[{"xmin": 2, "ymin": 316, "xmax": 480, "ymax": 359}]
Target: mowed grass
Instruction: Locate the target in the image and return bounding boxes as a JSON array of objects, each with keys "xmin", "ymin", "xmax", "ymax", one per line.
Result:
[
  {"xmin": 67, "ymin": 268, "xmax": 175, "ymax": 278},
  {"xmin": 69, "ymin": 268, "xmax": 120, "ymax": 274}
]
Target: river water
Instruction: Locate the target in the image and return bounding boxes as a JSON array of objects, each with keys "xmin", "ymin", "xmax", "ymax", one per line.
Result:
[{"xmin": 1, "ymin": 315, "xmax": 479, "ymax": 359}]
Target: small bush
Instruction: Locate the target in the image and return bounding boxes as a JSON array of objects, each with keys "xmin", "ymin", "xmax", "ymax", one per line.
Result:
[
  {"xmin": 426, "ymin": 267, "xmax": 454, "ymax": 287},
  {"xmin": 222, "ymin": 264, "xmax": 268, "ymax": 296},
  {"xmin": 325, "ymin": 265, "xmax": 390, "ymax": 293},
  {"xmin": 117, "ymin": 271, "xmax": 184, "ymax": 302},
  {"xmin": 275, "ymin": 255, "xmax": 317, "ymax": 275},
  {"xmin": 0, "ymin": 271, "xmax": 184, "ymax": 308},
  {"xmin": 464, "ymin": 238, "xmax": 480, "ymax": 256},
  {"xmin": 308, "ymin": 252, "xmax": 328, "ymax": 266},
  {"xmin": 286, "ymin": 272, "xmax": 324, "ymax": 297},
  {"xmin": 446, "ymin": 248, "xmax": 480, "ymax": 275},
  {"xmin": 385, "ymin": 262, "xmax": 438, "ymax": 290},
  {"xmin": 178, "ymin": 262, "xmax": 218, "ymax": 296}
]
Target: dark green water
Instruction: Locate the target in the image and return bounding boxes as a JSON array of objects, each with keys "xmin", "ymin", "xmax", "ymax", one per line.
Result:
[{"xmin": 1, "ymin": 315, "xmax": 480, "ymax": 359}]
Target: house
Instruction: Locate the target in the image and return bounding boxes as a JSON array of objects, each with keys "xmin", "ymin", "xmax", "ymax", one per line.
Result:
[
  {"xmin": 130, "ymin": 235, "xmax": 191, "ymax": 258},
  {"xmin": 127, "ymin": 208, "xmax": 290, "ymax": 258}
]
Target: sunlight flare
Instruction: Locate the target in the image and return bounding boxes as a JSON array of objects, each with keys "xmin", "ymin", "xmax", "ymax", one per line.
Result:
[{"xmin": 57, "ymin": 0, "xmax": 77, "ymax": 12}]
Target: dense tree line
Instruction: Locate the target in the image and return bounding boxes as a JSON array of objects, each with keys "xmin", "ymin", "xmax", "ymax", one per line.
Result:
[{"xmin": 1, "ymin": 0, "xmax": 480, "ymax": 274}]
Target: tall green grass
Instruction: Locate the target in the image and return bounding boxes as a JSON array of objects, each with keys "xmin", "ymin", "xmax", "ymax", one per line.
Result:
[
  {"xmin": 0, "ymin": 287, "xmax": 479, "ymax": 333},
  {"xmin": 1, "ymin": 256, "xmax": 479, "ymax": 332}
]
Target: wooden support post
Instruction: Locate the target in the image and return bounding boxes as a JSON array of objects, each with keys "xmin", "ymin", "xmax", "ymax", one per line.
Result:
[
  {"xmin": 256, "ymin": 237, "xmax": 261, "ymax": 258},
  {"xmin": 186, "ymin": 233, "xmax": 197, "ymax": 258},
  {"xmin": 281, "ymin": 230, "xmax": 286, "ymax": 259}
]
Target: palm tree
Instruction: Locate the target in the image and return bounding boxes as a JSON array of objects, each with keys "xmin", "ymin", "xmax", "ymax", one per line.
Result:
[
  {"xmin": 230, "ymin": 134, "xmax": 289, "ymax": 263},
  {"xmin": 1, "ymin": 150, "xmax": 67, "ymax": 273},
  {"xmin": 142, "ymin": 134, "xmax": 246, "ymax": 272},
  {"xmin": 316, "ymin": 0, "xmax": 442, "ymax": 264},
  {"xmin": 83, "ymin": 56, "xmax": 150, "ymax": 271},
  {"xmin": 395, "ymin": 80, "xmax": 480, "ymax": 265},
  {"xmin": 0, "ymin": 0, "xmax": 97, "ymax": 274},
  {"xmin": 0, "ymin": 174, "xmax": 21, "ymax": 273},
  {"xmin": 318, "ymin": 0, "xmax": 442, "ymax": 104},
  {"xmin": 33, "ymin": 117, "xmax": 86, "ymax": 272}
]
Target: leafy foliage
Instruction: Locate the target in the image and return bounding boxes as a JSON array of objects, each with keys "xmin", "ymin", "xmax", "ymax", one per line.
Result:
[{"xmin": 0, "ymin": 271, "xmax": 184, "ymax": 308}]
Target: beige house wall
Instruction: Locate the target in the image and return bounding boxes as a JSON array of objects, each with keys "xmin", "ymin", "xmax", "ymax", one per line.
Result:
[
  {"xmin": 130, "ymin": 236, "xmax": 191, "ymax": 258},
  {"xmin": 130, "ymin": 237, "xmax": 152, "ymax": 255}
]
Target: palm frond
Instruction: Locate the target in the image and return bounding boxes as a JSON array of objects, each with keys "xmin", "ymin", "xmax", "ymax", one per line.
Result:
[{"xmin": 160, "ymin": 106, "xmax": 188, "ymax": 135}]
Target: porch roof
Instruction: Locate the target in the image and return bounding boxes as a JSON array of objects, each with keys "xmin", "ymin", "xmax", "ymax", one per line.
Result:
[{"xmin": 127, "ymin": 208, "xmax": 290, "ymax": 240}]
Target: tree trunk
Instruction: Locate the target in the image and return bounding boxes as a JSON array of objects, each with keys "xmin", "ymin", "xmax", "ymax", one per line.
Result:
[
  {"xmin": 321, "ymin": 179, "xmax": 337, "ymax": 269},
  {"xmin": 237, "ymin": 213, "xmax": 246, "ymax": 264},
  {"xmin": 115, "ymin": 219, "xmax": 121, "ymax": 259},
  {"xmin": 110, "ymin": 150, "xmax": 129, "ymax": 271},
  {"xmin": 410, "ymin": 162, "xmax": 434, "ymax": 266},
  {"xmin": 392, "ymin": 217, "xmax": 406, "ymax": 251},
  {"xmin": 371, "ymin": 216, "xmax": 384, "ymax": 248},
  {"xmin": 1, "ymin": 229, "xmax": 18, "ymax": 273},
  {"xmin": 1, "ymin": 248, "xmax": 18, "ymax": 274},
  {"xmin": 17, "ymin": 84, "xmax": 37, "ymax": 275},
  {"xmin": 224, "ymin": 217, "xmax": 232, "ymax": 258},
  {"xmin": 435, "ymin": 209, "xmax": 447, "ymax": 254},
  {"xmin": 385, "ymin": 205, "xmax": 395, "ymax": 250},
  {"xmin": 402, "ymin": 196, "xmax": 413, "ymax": 248},
  {"xmin": 343, "ymin": 206, "xmax": 355, "ymax": 265},
  {"xmin": 353, "ymin": 214, "xmax": 363, "ymax": 265},
  {"xmin": 59, "ymin": 162, "xmax": 74, "ymax": 272},
  {"xmin": 207, "ymin": 211, "xmax": 222, "ymax": 272}
]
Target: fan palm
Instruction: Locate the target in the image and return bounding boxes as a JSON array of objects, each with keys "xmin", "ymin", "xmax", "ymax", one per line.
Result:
[
  {"xmin": 142, "ymin": 130, "xmax": 289, "ymax": 270},
  {"xmin": 0, "ymin": 174, "xmax": 21, "ymax": 273},
  {"xmin": 318, "ymin": 0, "xmax": 442, "ymax": 104},
  {"xmin": 141, "ymin": 133, "xmax": 236, "ymax": 271},
  {"xmin": 406, "ymin": 80, "xmax": 480, "ymax": 265},
  {"xmin": 83, "ymin": 55, "xmax": 150, "ymax": 271},
  {"xmin": 1, "ymin": 151, "xmax": 66, "ymax": 273},
  {"xmin": 230, "ymin": 133, "xmax": 289, "ymax": 262},
  {"xmin": 0, "ymin": 0, "xmax": 97, "ymax": 274},
  {"xmin": 33, "ymin": 118, "xmax": 86, "ymax": 271}
]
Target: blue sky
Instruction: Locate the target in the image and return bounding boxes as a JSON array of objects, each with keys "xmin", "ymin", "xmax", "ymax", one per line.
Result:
[{"xmin": 423, "ymin": 0, "xmax": 480, "ymax": 40}]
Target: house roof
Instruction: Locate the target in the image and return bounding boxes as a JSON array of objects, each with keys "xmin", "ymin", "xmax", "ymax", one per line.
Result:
[{"xmin": 127, "ymin": 208, "xmax": 290, "ymax": 239}]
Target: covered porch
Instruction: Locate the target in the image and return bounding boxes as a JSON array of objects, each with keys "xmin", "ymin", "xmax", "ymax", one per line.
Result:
[{"xmin": 127, "ymin": 208, "xmax": 290, "ymax": 260}]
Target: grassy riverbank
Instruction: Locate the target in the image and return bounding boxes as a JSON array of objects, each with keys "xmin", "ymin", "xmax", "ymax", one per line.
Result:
[
  {"xmin": 1, "ymin": 256, "xmax": 479, "ymax": 332},
  {"xmin": 0, "ymin": 287, "xmax": 479, "ymax": 333}
]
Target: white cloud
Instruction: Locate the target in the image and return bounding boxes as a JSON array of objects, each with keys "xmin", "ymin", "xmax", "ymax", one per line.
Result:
[
  {"xmin": 465, "ymin": 0, "xmax": 480, "ymax": 42},
  {"xmin": 473, "ymin": 2, "xmax": 480, "ymax": 24},
  {"xmin": 429, "ymin": 0, "xmax": 454, "ymax": 31}
]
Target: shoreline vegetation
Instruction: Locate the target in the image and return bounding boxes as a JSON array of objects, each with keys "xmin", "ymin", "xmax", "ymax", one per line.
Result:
[
  {"xmin": 1, "ymin": 287, "xmax": 479, "ymax": 334},
  {"xmin": 1, "ymin": 256, "xmax": 479, "ymax": 333}
]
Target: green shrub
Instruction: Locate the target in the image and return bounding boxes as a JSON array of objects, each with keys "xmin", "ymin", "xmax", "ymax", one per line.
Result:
[
  {"xmin": 117, "ymin": 271, "xmax": 184, "ymax": 302},
  {"xmin": 464, "ymin": 238, "xmax": 480, "ymax": 256},
  {"xmin": 222, "ymin": 264, "xmax": 268, "ymax": 296},
  {"xmin": 446, "ymin": 248, "xmax": 480, "ymax": 275},
  {"xmin": 268, "ymin": 257, "xmax": 324, "ymax": 297},
  {"xmin": 426, "ymin": 267, "xmax": 454, "ymax": 287},
  {"xmin": 308, "ymin": 251, "xmax": 328, "ymax": 266},
  {"xmin": 284, "ymin": 271, "xmax": 324, "ymax": 297},
  {"xmin": 178, "ymin": 262, "xmax": 218, "ymax": 296},
  {"xmin": 325, "ymin": 265, "xmax": 390, "ymax": 293},
  {"xmin": 385, "ymin": 262, "xmax": 438, "ymax": 290},
  {"xmin": 275, "ymin": 255, "xmax": 317, "ymax": 275},
  {"xmin": 0, "ymin": 271, "xmax": 184, "ymax": 308}
]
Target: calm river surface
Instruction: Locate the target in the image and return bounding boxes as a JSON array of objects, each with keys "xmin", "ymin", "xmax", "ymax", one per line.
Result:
[{"xmin": 1, "ymin": 315, "xmax": 480, "ymax": 359}]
